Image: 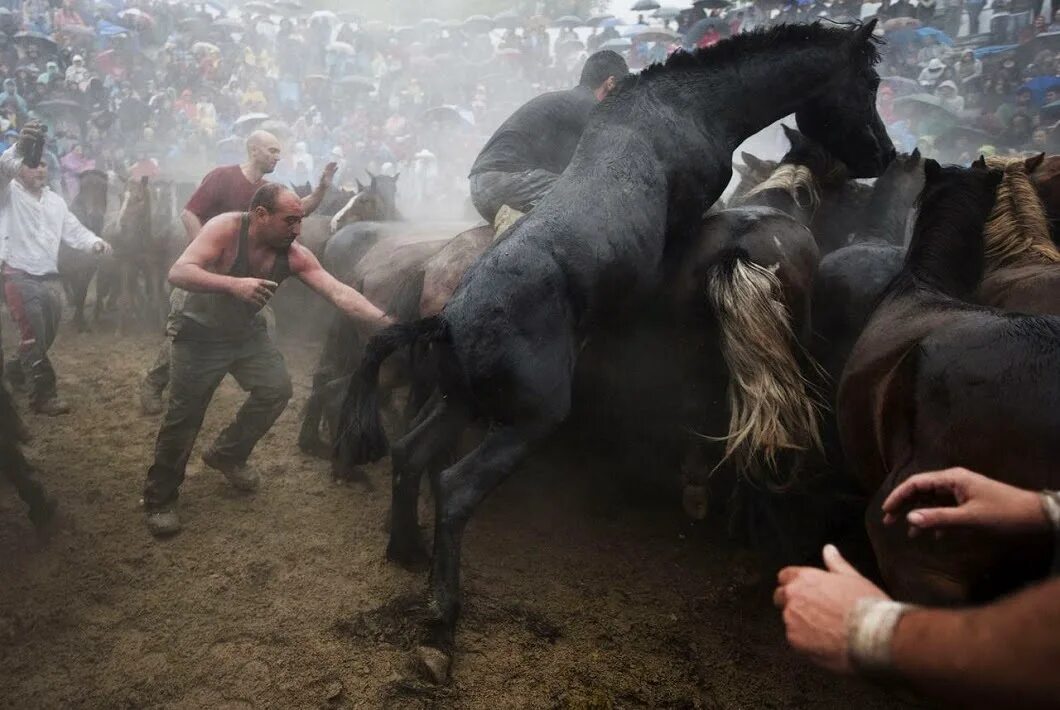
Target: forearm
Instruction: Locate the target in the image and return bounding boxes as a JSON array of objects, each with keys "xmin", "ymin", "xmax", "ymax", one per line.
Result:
[
  {"xmin": 889, "ymin": 579, "xmax": 1060, "ymax": 707},
  {"xmin": 180, "ymin": 210, "xmax": 203, "ymax": 242},
  {"xmin": 0, "ymin": 145, "xmax": 21, "ymax": 187},
  {"xmin": 168, "ymin": 262, "xmax": 236, "ymax": 294},
  {"xmin": 331, "ymin": 283, "xmax": 388, "ymax": 324},
  {"xmin": 301, "ymin": 187, "xmax": 325, "ymax": 217}
]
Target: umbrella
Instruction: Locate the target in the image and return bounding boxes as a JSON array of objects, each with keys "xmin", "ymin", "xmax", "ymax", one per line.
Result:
[
  {"xmin": 693, "ymin": 0, "xmax": 731, "ymax": 9},
  {"xmin": 974, "ymin": 44, "xmax": 1019, "ymax": 59},
  {"xmin": 685, "ymin": 17, "xmax": 731, "ymax": 45},
  {"xmin": 118, "ymin": 7, "xmax": 153, "ymax": 24},
  {"xmin": 882, "ymin": 16, "xmax": 920, "ymax": 30},
  {"xmin": 34, "ymin": 98, "xmax": 82, "ymax": 114},
  {"xmin": 419, "ymin": 17, "xmax": 443, "ymax": 27},
  {"xmin": 422, "ymin": 105, "xmax": 474, "ymax": 127},
  {"xmin": 493, "ymin": 10, "xmax": 522, "ymax": 28},
  {"xmin": 881, "ymin": 75, "xmax": 921, "ymax": 96},
  {"xmin": 916, "ymin": 26, "xmax": 954, "ymax": 46},
  {"xmin": 213, "ymin": 17, "xmax": 243, "ymax": 28},
  {"xmin": 936, "ymin": 124, "xmax": 995, "ymax": 148},
  {"xmin": 1019, "ymin": 76, "xmax": 1060, "ymax": 103},
  {"xmin": 242, "ymin": 1, "xmax": 274, "ymax": 13},
  {"xmin": 553, "ymin": 15, "xmax": 584, "ymax": 28},
  {"xmin": 893, "ymin": 93, "xmax": 959, "ymax": 126},
  {"xmin": 191, "ymin": 42, "xmax": 221, "ymax": 55},
  {"xmin": 598, "ymin": 17, "xmax": 624, "ymax": 27},
  {"xmin": 12, "ymin": 32, "xmax": 57, "ymax": 54},
  {"xmin": 634, "ymin": 28, "xmax": 677, "ymax": 42},
  {"xmin": 304, "ymin": 74, "xmax": 328, "ymax": 84},
  {"xmin": 496, "ymin": 47, "xmax": 522, "ymax": 56},
  {"xmin": 600, "ymin": 37, "xmax": 633, "ymax": 50},
  {"xmin": 586, "ymin": 14, "xmax": 615, "ymax": 26},
  {"xmin": 631, "ymin": 0, "xmax": 661, "ymax": 10},
  {"xmin": 234, "ymin": 113, "xmax": 269, "ymax": 128},
  {"xmin": 326, "ymin": 41, "xmax": 355, "ymax": 55},
  {"xmin": 463, "ymin": 14, "xmax": 494, "ymax": 32},
  {"xmin": 178, "ymin": 17, "xmax": 205, "ymax": 30},
  {"xmin": 310, "ymin": 10, "xmax": 337, "ymax": 23},
  {"xmin": 273, "ymin": 0, "xmax": 302, "ymax": 13},
  {"xmin": 557, "ymin": 38, "xmax": 586, "ymax": 52},
  {"xmin": 653, "ymin": 6, "xmax": 682, "ymax": 19},
  {"xmin": 337, "ymin": 75, "xmax": 375, "ymax": 89}
]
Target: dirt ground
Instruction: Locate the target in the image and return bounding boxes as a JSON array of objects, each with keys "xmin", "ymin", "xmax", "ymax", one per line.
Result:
[{"xmin": 0, "ymin": 310, "xmax": 914, "ymax": 709}]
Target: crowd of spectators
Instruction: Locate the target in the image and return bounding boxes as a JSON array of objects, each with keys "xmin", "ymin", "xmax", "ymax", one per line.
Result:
[{"xmin": 0, "ymin": 0, "xmax": 1056, "ymax": 218}]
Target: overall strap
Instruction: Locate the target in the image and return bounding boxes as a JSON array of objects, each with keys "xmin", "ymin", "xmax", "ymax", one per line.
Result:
[{"xmin": 230, "ymin": 212, "xmax": 251, "ymax": 277}]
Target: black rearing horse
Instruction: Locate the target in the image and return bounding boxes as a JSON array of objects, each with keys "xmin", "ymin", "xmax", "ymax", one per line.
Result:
[{"xmin": 337, "ymin": 21, "xmax": 893, "ymax": 680}]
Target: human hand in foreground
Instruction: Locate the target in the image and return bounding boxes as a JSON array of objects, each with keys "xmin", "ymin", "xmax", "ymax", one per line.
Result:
[
  {"xmin": 229, "ymin": 277, "xmax": 277, "ymax": 308},
  {"xmin": 882, "ymin": 467, "xmax": 1048, "ymax": 537},
  {"xmin": 317, "ymin": 161, "xmax": 338, "ymax": 191},
  {"xmin": 774, "ymin": 544, "xmax": 889, "ymax": 674},
  {"xmin": 92, "ymin": 241, "xmax": 112, "ymax": 257}
]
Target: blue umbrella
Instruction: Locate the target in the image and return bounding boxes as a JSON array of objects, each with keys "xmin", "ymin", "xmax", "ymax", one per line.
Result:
[
  {"xmin": 973, "ymin": 43, "xmax": 1018, "ymax": 58},
  {"xmin": 1020, "ymin": 76, "xmax": 1060, "ymax": 104},
  {"xmin": 916, "ymin": 26, "xmax": 954, "ymax": 46}
]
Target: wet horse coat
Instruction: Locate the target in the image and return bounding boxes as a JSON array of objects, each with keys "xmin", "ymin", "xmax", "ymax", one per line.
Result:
[{"xmin": 339, "ymin": 22, "xmax": 894, "ymax": 677}]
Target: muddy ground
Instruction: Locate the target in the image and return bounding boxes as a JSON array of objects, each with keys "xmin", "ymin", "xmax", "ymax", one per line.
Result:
[{"xmin": 0, "ymin": 309, "xmax": 913, "ymax": 709}]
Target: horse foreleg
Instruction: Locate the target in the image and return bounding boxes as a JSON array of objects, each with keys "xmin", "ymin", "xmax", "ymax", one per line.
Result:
[
  {"xmin": 387, "ymin": 392, "xmax": 463, "ymax": 569},
  {"xmin": 420, "ymin": 425, "xmax": 535, "ymax": 680}
]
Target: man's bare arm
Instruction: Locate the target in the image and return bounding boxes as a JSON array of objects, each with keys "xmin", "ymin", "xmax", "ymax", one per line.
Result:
[
  {"xmin": 169, "ymin": 213, "xmax": 275, "ymax": 307},
  {"xmin": 288, "ymin": 243, "xmax": 391, "ymax": 325},
  {"xmin": 891, "ymin": 577, "xmax": 1060, "ymax": 707},
  {"xmin": 180, "ymin": 208, "xmax": 204, "ymax": 243}
]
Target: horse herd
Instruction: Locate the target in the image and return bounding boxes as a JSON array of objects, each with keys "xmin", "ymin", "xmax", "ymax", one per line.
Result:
[{"xmin": 3, "ymin": 21, "xmax": 1059, "ymax": 686}]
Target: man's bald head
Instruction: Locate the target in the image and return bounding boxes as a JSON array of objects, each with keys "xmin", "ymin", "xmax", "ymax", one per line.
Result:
[{"xmin": 245, "ymin": 130, "xmax": 282, "ymax": 175}]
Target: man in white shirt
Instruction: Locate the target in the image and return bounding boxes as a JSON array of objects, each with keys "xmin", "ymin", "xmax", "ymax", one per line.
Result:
[{"xmin": 0, "ymin": 123, "xmax": 111, "ymax": 415}]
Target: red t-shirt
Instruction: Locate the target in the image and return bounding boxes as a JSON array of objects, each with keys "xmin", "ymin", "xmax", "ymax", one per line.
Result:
[{"xmin": 184, "ymin": 165, "xmax": 265, "ymax": 225}]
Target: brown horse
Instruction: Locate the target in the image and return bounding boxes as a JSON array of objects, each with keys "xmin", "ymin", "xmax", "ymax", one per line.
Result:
[
  {"xmin": 978, "ymin": 154, "xmax": 1060, "ymax": 316},
  {"xmin": 837, "ymin": 159, "xmax": 1060, "ymax": 605},
  {"xmin": 60, "ymin": 170, "xmax": 110, "ymax": 331},
  {"xmin": 101, "ymin": 175, "xmax": 155, "ymax": 332}
]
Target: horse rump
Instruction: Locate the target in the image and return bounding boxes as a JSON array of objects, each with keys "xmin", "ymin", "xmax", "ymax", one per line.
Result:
[
  {"xmin": 704, "ymin": 247, "xmax": 824, "ymax": 489},
  {"xmin": 333, "ymin": 316, "xmax": 450, "ymax": 468}
]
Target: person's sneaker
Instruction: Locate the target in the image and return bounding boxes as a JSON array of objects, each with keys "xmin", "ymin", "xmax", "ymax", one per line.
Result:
[
  {"xmin": 201, "ymin": 448, "xmax": 260, "ymax": 492},
  {"xmin": 32, "ymin": 398, "xmax": 70, "ymax": 416},
  {"xmin": 145, "ymin": 507, "xmax": 181, "ymax": 537},
  {"xmin": 139, "ymin": 383, "xmax": 164, "ymax": 415}
]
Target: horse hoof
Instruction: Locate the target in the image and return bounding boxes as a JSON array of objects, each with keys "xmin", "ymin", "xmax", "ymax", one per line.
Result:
[
  {"xmin": 682, "ymin": 484, "xmax": 708, "ymax": 520},
  {"xmin": 414, "ymin": 645, "xmax": 451, "ymax": 685},
  {"xmin": 298, "ymin": 435, "xmax": 331, "ymax": 459},
  {"xmin": 386, "ymin": 539, "xmax": 430, "ymax": 571}
]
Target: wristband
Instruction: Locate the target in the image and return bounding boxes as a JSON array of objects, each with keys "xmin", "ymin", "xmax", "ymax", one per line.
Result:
[
  {"xmin": 847, "ymin": 598, "xmax": 915, "ymax": 674},
  {"xmin": 1041, "ymin": 490, "xmax": 1060, "ymax": 575}
]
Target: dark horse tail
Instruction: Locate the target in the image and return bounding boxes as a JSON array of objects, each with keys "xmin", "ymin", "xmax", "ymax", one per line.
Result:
[
  {"xmin": 334, "ymin": 316, "xmax": 450, "ymax": 467},
  {"xmin": 705, "ymin": 248, "xmax": 823, "ymax": 490}
]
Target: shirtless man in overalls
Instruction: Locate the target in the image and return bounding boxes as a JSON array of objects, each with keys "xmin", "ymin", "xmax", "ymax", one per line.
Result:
[{"xmin": 142, "ymin": 183, "xmax": 390, "ymax": 537}]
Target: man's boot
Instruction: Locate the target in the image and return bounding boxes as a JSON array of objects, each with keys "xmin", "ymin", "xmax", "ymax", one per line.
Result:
[{"xmin": 202, "ymin": 448, "xmax": 260, "ymax": 492}]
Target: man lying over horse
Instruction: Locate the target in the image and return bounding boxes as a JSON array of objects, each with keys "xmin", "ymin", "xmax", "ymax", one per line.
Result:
[
  {"xmin": 142, "ymin": 184, "xmax": 390, "ymax": 538},
  {"xmin": 468, "ymin": 49, "xmax": 629, "ymax": 233}
]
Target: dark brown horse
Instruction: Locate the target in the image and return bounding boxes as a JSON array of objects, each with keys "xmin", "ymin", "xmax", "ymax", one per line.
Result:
[
  {"xmin": 101, "ymin": 176, "xmax": 156, "ymax": 332},
  {"xmin": 60, "ymin": 170, "xmax": 110, "ymax": 331},
  {"xmin": 838, "ymin": 160, "xmax": 1060, "ymax": 605}
]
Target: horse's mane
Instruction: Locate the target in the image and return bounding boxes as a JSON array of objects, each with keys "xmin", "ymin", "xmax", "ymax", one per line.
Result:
[
  {"xmin": 614, "ymin": 21, "xmax": 879, "ymax": 94},
  {"xmin": 739, "ymin": 163, "xmax": 821, "ymax": 211},
  {"xmin": 983, "ymin": 156, "xmax": 1058, "ymax": 268}
]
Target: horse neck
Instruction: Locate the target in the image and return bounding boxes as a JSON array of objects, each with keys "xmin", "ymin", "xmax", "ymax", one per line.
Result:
[
  {"xmin": 982, "ymin": 169, "xmax": 1059, "ymax": 272},
  {"xmin": 864, "ymin": 175, "xmax": 916, "ymax": 245},
  {"xmin": 906, "ymin": 188, "xmax": 995, "ymax": 298}
]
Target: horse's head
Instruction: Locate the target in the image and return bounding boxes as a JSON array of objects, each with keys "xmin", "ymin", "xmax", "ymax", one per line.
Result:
[
  {"xmin": 1026, "ymin": 154, "xmax": 1060, "ymax": 231},
  {"xmin": 74, "ymin": 170, "xmax": 109, "ymax": 236},
  {"xmin": 779, "ymin": 125, "xmax": 850, "ymax": 188},
  {"xmin": 795, "ymin": 20, "xmax": 895, "ymax": 179},
  {"xmin": 366, "ymin": 170, "xmax": 400, "ymax": 220},
  {"xmin": 117, "ymin": 176, "xmax": 152, "ymax": 241}
]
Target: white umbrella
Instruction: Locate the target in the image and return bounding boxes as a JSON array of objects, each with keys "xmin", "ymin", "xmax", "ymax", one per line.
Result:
[
  {"xmin": 310, "ymin": 10, "xmax": 337, "ymax": 23},
  {"xmin": 600, "ymin": 37, "xmax": 633, "ymax": 50},
  {"xmin": 326, "ymin": 41, "xmax": 355, "ymax": 55},
  {"xmin": 234, "ymin": 112, "xmax": 270, "ymax": 128}
]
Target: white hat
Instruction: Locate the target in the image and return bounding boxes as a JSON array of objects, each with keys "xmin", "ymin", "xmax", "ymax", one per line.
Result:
[
  {"xmin": 72, "ymin": 55, "xmax": 83, "ymax": 62},
  {"xmin": 925, "ymin": 58, "xmax": 946, "ymax": 72}
]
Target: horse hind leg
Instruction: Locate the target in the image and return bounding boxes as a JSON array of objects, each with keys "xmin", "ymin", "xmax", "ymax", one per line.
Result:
[{"xmin": 387, "ymin": 392, "xmax": 465, "ymax": 570}]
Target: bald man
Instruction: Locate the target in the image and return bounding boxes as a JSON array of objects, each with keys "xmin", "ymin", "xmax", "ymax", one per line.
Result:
[
  {"xmin": 143, "ymin": 184, "xmax": 390, "ymax": 537},
  {"xmin": 140, "ymin": 131, "xmax": 336, "ymax": 413}
]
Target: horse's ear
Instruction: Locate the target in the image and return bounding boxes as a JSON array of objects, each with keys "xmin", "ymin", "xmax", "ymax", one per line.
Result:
[
  {"xmin": 781, "ymin": 124, "xmax": 803, "ymax": 148},
  {"xmin": 393, "ymin": 172, "xmax": 400, "ymax": 181},
  {"xmin": 857, "ymin": 18, "xmax": 878, "ymax": 45},
  {"xmin": 139, "ymin": 175, "xmax": 148, "ymax": 187},
  {"xmin": 973, "ymin": 154, "xmax": 988, "ymax": 169},
  {"xmin": 355, "ymin": 178, "xmax": 366, "ymax": 192},
  {"xmin": 1025, "ymin": 152, "xmax": 1046, "ymax": 174},
  {"xmin": 365, "ymin": 170, "xmax": 375, "ymax": 181},
  {"xmin": 924, "ymin": 158, "xmax": 942, "ymax": 181},
  {"xmin": 910, "ymin": 147, "xmax": 921, "ymax": 161},
  {"xmin": 742, "ymin": 152, "xmax": 765, "ymax": 172}
]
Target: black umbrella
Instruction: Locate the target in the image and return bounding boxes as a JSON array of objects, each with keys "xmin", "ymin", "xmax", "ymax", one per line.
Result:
[
  {"xmin": 685, "ymin": 17, "xmax": 731, "ymax": 45},
  {"xmin": 35, "ymin": 98, "xmax": 82, "ymax": 114},
  {"xmin": 493, "ymin": 10, "xmax": 522, "ymax": 28},
  {"xmin": 632, "ymin": 0, "xmax": 662, "ymax": 10},
  {"xmin": 586, "ymin": 14, "xmax": 615, "ymax": 26},
  {"xmin": 693, "ymin": 0, "xmax": 732, "ymax": 8},
  {"xmin": 12, "ymin": 31, "xmax": 57, "ymax": 54}
]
